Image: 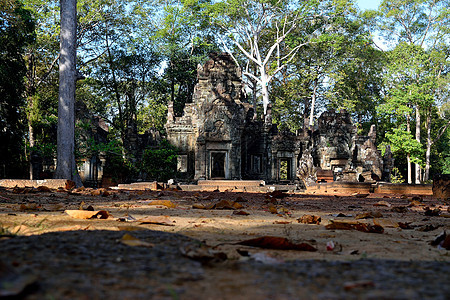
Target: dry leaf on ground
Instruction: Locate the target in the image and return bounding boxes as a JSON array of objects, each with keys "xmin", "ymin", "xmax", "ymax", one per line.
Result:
[
  {"xmin": 192, "ymin": 200, "xmax": 241, "ymax": 210},
  {"xmin": 236, "ymin": 236, "xmax": 317, "ymax": 251},
  {"xmin": 215, "ymin": 200, "xmax": 237, "ymax": 209},
  {"xmin": 120, "ymin": 233, "xmax": 154, "ymax": 247},
  {"xmin": 65, "ymin": 210, "xmax": 112, "ymax": 219},
  {"xmin": 138, "ymin": 215, "xmax": 175, "ymax": 226},
  {"xmin": 408, "ymin": 200, "xmax": 424, "ymax": 207},
  {"xmin": 298, "ymin": 215, "xmax": 321, "ymax": 224},
  {"xmin": 356, "ymin": 211, "xmax": 383, "ymax": 219},
  {"xmin": 391, "ymin": 206, "xmax": 408, "ymax": 213},
  {"xmin": 373, "ymin": 218, "xmax": 399, "ymax": 228},
  {"xmin": 325, "ymin": 220, "xmax": 384, "ymax": 234},
  {"xmin": 147, "ymin": 200, "xmax": 177, "ymax": 208}
]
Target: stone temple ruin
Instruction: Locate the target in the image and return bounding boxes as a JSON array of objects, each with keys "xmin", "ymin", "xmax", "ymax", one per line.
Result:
[{"xmin": 166, "ymin": 53, "xmax": 394, "ymax": 186}]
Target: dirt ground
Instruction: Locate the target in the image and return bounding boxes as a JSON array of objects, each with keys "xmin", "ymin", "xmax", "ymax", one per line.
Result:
[{"xmin": 0, "ymin": 186, "xmax": 449, "ymax": 299}]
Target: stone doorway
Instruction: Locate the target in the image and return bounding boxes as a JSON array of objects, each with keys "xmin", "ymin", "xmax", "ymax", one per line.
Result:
[{"xmin": 210, "ymin": 151, "xmax": 227, "ymax": 179}]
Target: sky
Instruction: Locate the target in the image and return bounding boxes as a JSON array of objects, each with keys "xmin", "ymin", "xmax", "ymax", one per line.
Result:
[{"xmin": 356, "ymin": 0, "xmax": 382, "ymax": 11}]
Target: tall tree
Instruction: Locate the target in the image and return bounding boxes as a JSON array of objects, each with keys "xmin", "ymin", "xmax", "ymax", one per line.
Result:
[
  {"xmin": 54, "ymin": 0, "xmax": 81, "ymax": 185},
  {"xmin": 377, "ymin": 0, "xmax": 450, "ymax": 182},
  {"xmin": 205, "ymin": 0, "xmax": 324, "ymax": 117}
]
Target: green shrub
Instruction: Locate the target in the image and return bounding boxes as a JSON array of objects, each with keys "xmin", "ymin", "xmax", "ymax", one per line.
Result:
[{"xmin": 141, "ymin": 140, "xmax": 178, "ymax": 182}]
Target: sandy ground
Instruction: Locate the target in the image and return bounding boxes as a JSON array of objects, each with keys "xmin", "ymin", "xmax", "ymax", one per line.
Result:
[{"xmin": 0, "ymin": 187, "xmax": 449, "ymax": 299}]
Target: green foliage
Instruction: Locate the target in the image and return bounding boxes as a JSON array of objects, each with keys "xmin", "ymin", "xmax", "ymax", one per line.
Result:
[
  {"xmin": 141, "ymin": 140, "xmax": 178, "ymax": 182},
  {"xmin": 384, "ymin": 125, "xmax": 424, "ymax": 164},
  {"xmin": 390, "ymin": 167, "xmax": 405, "ymax": 184},
  {"xmin": 101, "ymin": 140, "xmax": 136, "ymax": 182},
  {"xmin": 0, "ymin": 0, "xmax": 35, "ymax": 177}
]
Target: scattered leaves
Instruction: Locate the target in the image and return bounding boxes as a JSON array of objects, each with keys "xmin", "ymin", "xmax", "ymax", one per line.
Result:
[
  {"xmin": 325, "ymin": 220, "xmax": 384, "ymax": 234},
  {"xmin": 298, "ymin": 215, "xmax": 321, "ymax": 225},
  {"xmin": 373, "ymin": 218, "xmax": 399, "ymax": 228},
  {"xmin": 138, "ymin": 215, "xmax": 175, "ymax": 226},
  {"xmin": 65, "ymin": 210, "xmax": 112, "ymax": 219},
  {"xmin": 236, "ymin": 236, "xmax": 317, "ymax": 251},
  {"xmin": 147, "ymin": 200, "xmax": 177, "ymax": 208},
  {"xmin": 373, "ymin": 201, "xmax": 391, "ymax": 207},
  {"xmin": 391, "ymin": 206, "xmax": 408, "ymax": 213},
  {"xmin": 193, "ymin": 200, "xmax": 244, "ymax": 210},
  {"xmin": 408, "ymin": 200, "xmax": 423, "ymax": 207},
  {"xmin": 356, "ymin": 211, "xmax": 383, "ymax": 219}
]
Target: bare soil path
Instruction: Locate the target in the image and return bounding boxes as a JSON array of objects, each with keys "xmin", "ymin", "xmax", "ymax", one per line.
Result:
[{"xmin": 0, "ymin": 187, "xmax": 449, "ymax": 299}]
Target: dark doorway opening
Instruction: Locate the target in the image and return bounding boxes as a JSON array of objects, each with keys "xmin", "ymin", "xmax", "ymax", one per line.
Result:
[{"xmin": 211, "ymin": 152, "xmax": 226, "ymax": 178}]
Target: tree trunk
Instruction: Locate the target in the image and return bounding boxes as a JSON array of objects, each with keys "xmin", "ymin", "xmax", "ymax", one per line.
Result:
[
  {"xmin": 55, "ymin": 0, "xmax": 82, "ymax": 187},
  {"xmin": 260, "ymin": 66, "xmax": 270, "ymax": 117},
  {"xmin": 406, "ymin": 114, "xmax": 412, "ymax": 184},
  {"xmin": 28, "ymin": 122, "xmax": 35, "ymax": 179},
  {"xmin": 309, "ymin": 78, "xmax": 318, "ymax": 128},
  {"xmin": 415, "ymin": 105, "xmax": 421, "ymax": 184},
  {"xmin": 424, "ymin": 107, "xmax": 431, "ymax": 182}
]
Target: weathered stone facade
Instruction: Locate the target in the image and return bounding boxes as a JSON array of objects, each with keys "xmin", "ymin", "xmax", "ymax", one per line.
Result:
[{"xmin": 166, "ymin": 53, "xmax": 392, "ymax": 184}]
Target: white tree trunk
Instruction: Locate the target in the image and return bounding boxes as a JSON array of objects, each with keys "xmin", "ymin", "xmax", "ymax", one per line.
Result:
[
  {"xmin": 407, "ymin": 114, "xmax": 412, "ymax": 184},
  {"xmin": 260, "ymin": 67, "xmax": 270, "ymax": 116},
  {"xmin": 309, "ymin": 78, "xmax": 318, "ymax": 128},
  {"xmin": 28, "ymin": 122, "xmax": 35, "ymax": 179},
  {"xmin": 424, "ymin": 109, "xmax": 432, "ymax": 182},
  {"xmin": 55, "ymin": 0, "xmax": 82, "ymax": 186},
  {"xmin": 415, "ymin": 105, "xmax": 421, "ymax": 184}
]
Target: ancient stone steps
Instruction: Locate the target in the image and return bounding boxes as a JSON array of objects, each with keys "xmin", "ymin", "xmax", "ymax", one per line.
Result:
[
  {"xmin": 114, "ymin": 181, "xmax": 160, "ymax": 191},
  {"xmin": 197, "ymin": 180, "xmax": 264, "ymax": 187},
  {"xmin": 0, "ymin": 179, "xmax": 75, "ymax": 189},
  {"xmin": 305, "ymin": 182, "xmax": 433, "ymax": 196}
]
